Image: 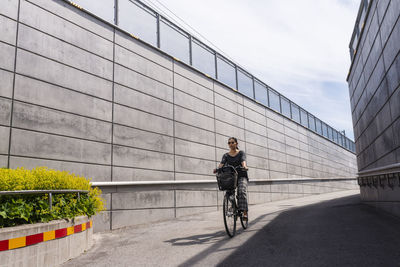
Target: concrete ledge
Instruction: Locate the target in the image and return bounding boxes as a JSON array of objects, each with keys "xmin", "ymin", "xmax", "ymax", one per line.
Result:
[{"xmin": 0, "ymin": 216, "xmax": 93, "ymax": 267}]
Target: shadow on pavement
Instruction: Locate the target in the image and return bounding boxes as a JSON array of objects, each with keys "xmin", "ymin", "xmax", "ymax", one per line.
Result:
[
  {"xmin": 217, "ymin": 195, "xmax": 400, "ymax": 267},
  {"xmin": 165, "ymin": 230, "xmax": 226, "ymax": 246}
]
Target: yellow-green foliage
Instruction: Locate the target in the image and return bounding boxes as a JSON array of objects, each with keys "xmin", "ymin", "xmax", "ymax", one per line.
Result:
[{"xmin": 0, "ymin": 167, "xmax": 104, "ymax": 227}]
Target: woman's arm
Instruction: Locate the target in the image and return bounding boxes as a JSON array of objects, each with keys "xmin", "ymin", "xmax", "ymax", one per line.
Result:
[{"xmin": 241, "ymin": 161, "xmax": 248, "ymax": 170}]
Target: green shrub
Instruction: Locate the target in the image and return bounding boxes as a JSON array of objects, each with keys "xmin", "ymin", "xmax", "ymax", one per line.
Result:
[{"xmin": 0, "ymin": 167, "xmax": 104, "ymax": 228}]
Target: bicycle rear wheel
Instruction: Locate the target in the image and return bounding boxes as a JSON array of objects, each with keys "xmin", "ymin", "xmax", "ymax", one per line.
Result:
[
  {"xmin": 240, "ymin": 212, "xmax": 248, "ymax": 229},
  {"xmin": 223, "ymin": 193, "xmax": 236, "ymax": 237}
]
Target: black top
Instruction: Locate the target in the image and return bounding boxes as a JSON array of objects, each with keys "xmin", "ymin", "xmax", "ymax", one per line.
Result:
[{"xmin": 220, "ymin": 150, "xmax": 248, "ymax": 179}]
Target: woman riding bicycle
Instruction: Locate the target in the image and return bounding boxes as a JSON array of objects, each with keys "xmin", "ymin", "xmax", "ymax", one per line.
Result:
[{"xmin": 214, "ymin": 137, "xmax": 249, "ymax": 220}]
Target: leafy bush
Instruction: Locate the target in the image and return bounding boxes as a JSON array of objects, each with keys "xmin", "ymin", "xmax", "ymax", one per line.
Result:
[{"xmin": 0, "ymin": 167, "xmax": 104, "ymax": 227}]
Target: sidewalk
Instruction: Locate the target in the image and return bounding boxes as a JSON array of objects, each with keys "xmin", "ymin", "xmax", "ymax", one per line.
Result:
[{"xmin": 62, "ymin": 190, "xmax": 400, "ymax": 266}]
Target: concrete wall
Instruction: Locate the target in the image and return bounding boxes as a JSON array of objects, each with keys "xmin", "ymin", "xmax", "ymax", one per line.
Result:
[
  {"xmin": 1, "ymin": 0, "xmax": 357, "ymax": 231},
  {"xmin": 347, "ymin": 0, "xmax": 400, "ymax": 215}
]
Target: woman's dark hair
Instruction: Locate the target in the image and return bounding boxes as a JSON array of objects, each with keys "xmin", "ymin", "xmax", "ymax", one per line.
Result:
[{"xmin": 228, "ymin": 137, "xmax": 239, "ymax": 150}]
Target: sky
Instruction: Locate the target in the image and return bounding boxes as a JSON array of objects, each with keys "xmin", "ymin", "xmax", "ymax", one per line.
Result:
[{"xmin": 148, "ymin": 0, "xmax": 360, "ymax": 140}]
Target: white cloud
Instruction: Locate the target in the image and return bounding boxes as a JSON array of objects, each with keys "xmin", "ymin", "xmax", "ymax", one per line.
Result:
[{"xmin": 156, "ymin": 0, "xmax": 360, "ymax": 139}]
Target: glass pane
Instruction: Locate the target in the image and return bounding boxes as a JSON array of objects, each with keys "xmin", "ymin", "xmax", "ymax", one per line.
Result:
[
  {"xmin": 254, "ymin": 81, "xmax": 268, "ymax": 106},
  {"xmin": 192, "ymin": 40, "xmax": 215, "ymax": 78},
  {"xmin": 216, "ymin": 56, "xmax": 236, "ymax": 88},
  {"xmin": 322, "ymin": 123, "xmax": 328, "ymax": 138},
  {"xmin": 160, "ymin": 19, "xmax": 190, "ymax": 64},
  {"xmin": 308, "ymin": 115, "xmax": 316, "ymax": 132},
  {"xmin": 291, "ymin": 103, "xmax": 300, "ymax": 123},
  {"xmin": 333, "ymin": 130, "xmax": 338, "ymax": 143},
  {"xmin": 119, "ymin": 0, "xmax": 157, "ymax": 46},
  {"xmin": 74, "ymin": 0, "xmax": 114, "ymax": 23},
  {"xmin": 281, "ymin": 97, "xmax": 291, "ymax": 118},
  {"xmin": 338, "ymin": 134, "xmax": 343, "ymax": 146},
  {"xmin": 300, "ymin": 109, "xmax": 308, "ymax": 127},
  {"xmin": 268, "ymin": 89, "xmax": 280, "ymax": 112},
  {"xmin": 237, "ymin": 70, "xmax": 253, "ymax": 98},
  {"xmin": 315, "ymin": 119, "xmax": 322, "ymax": 135},
  {"xmin": 328, "ymin": 127, "xmax": 333, "ymax": 141}
]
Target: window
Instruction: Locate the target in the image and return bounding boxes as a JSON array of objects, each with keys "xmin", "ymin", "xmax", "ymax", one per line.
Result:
[
  {"xmin": 332, "ymin": 130, "xmax": 338, "ymax": 143},
  {"xmin": 160, "ymin": 18, "xmax": 190, "ymax": 64},
  {"xmin": 322, "ymin": 123, "xmax": 328, "ymax": 138},
  {"xmin": 254, "ymin": 80, "xmax": 268, "ymax": 106},
  {"xmin": 237, "ymin": 69, "xmax": 254, "ymax": 98},
  {"xmin": 268, "ymin": 89, "xmax": 280, "ymax": 112},
  {"xmin": 74, "ymin": 0, "xmax": 115, "ymax": 23},
  {"xmin": 192, "ymin": 39, "xmax": 216, "ymax": 78},
  {"xmin": 315, "ymin": 118, "xmax": 322, "ymax": 135},
  {"xmin": 119, "ymin": 0, "xmax": 157, "ymax": 46},
  {"xmin": 216, "ymin": 56, "xmax": 236, "ymax": 89},
  {"xmin": 328, "ymin": 126, "xmax": 333, "ymax": 141},
  {"xmin": 281, "ymin": 97, "xmax": 291, "ymax": 118},
  {"xmin": 291, "ymin": 103, "xmax": 300, "ymax": 123},
  {"xmin": 338, "ymin": 133, "xmax": 343, "ymax": 146},
  {"xmin": 300, "ymin": 109, "xmax": 308, "ymax": 127},
  {"xmin": 308, "ymin": 115, "xmax": 316, "ymax": 132}
]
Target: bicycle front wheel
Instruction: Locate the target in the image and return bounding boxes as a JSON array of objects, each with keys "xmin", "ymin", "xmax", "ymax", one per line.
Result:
[
  {"xmin": 240, "ymin": 212, "xmax": 248, "ymax": 229},
  {"xmin": 223, "ymin": 193, "xmax": 236, "ymax": 237}
]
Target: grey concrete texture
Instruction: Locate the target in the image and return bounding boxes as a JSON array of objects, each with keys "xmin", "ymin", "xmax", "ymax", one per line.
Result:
[{"xmin": 58, "ymin": 190, "xmax": 400, "ymax": 267}]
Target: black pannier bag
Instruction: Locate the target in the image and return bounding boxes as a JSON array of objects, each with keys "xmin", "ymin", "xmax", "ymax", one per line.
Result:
[{"xmin": 216, "ymin": 167, "xmax": 238, "ymax": 191}]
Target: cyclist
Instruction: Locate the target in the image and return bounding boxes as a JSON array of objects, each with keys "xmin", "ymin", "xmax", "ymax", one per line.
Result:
[{"xmin": 214, "ymin": 137, "xmax": 249, "ymax": 220}]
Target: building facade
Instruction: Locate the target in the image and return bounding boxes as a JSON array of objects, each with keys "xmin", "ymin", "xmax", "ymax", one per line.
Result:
[
  {"xmin": 1, "ymin": 0, "xmax": 357, "ymax": 231},
  {"xmin": 348, "ymin": 0, "xmax": 400, "ymax": 215}
]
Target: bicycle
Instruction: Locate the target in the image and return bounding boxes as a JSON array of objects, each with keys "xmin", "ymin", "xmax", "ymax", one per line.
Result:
[{"xmin": 216, "ymin": 165, "xmax": 248, "ymax": 237}]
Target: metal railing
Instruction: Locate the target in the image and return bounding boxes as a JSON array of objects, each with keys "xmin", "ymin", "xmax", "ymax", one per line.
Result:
[
  {"xmin": 0, "ymin": 190, "xmax": 88, "ymax": 210},
  {"xmin": 63, "ymin": 0, "xmax": 356, "ymax": 153}
]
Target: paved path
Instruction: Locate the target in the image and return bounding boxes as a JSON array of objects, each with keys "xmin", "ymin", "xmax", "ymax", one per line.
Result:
[{"xmin": 62, "ymin": 190, "xmax": 400, "ymax": 266}]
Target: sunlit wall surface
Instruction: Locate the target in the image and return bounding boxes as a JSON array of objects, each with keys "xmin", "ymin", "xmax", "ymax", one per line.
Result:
[{"xmin": 67, "ymin": 0, "xmax": 356, "ymax": 153}]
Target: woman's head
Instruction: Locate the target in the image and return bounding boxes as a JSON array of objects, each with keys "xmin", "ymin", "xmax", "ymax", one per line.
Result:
[{"xmin": 228, "ymin": 137, "xmax": 239, "ymax": 150}]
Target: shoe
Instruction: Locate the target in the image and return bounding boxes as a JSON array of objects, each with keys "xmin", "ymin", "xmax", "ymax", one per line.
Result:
[{"xmin": 242, "ymin": 211, "xmax": 248, "ymax": 221}]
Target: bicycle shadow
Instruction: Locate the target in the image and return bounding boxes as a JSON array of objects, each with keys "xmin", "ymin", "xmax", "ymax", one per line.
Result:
[{"xmin": 164, "ymin": 230, "xmax": 227, "ymax": 246}]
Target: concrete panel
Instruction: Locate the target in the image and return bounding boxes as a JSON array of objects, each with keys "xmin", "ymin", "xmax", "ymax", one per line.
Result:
[
  {"xmin": 112, "ymin": 166, "xmax": 174, "ymax": 181},
  {"xmin": 0, "ymin": 15, "xmax": 17, "ymax": 45},
  {"xmin": 0, "ymin": 69, "xmax": 13, "ymax": 98},
  {"xmin": 12, "ymin": 102, "xmax": 112, "ymax": 143},
  {"xmin": 176, "ymin": 190, "xmax": 217, "ymax": 207},
  {"xmin": 247, "ymin": 155, "xmax": 269, "ymax": 169},
  {"xmin": 248, "ymin": 167, "xmax": 270, "ymax": 180},
  {"xmin": 14, "ymin": 75, "xmax": 112, "ymax": 121},
  {"xmin": 0, "ymin": 155, "xmax": 7, "ymax": 168},
  {"xmin": 268, "ymin": 139, "xmax": 286, "ymax": 152},
  {"xmin": 16, "ymin": 50, "xmax": 113, "ymax": 100},
  {"xmin": 245, "ymin": 119, "xmax": 266, "ymax": 136},
  {"xmin": 175, "ymin": 139, "xmax": 215, "ymax": 160},
  {"xmin": 175, "ymin": 155, "xmax": 215, "ymax": 175},
  {"xmin": 285, "ymin": 126, "xmax": 299, "ymax": 140},
  {"xmin": 215, "ymin": 134, "xmax": 245, "ymax": 150},
  {"xmin": 175, "ymin": 122, "xmax": 215, "ymax": 146},
  {"xmin": 18, "ymin": 25, "xmax": 113, "ymax": 80},
  {"xmin": 248, "ymin": 183, "xmax": 271, "ymax": 193},
  {"xmin": 176, "ymin": 206, "xmax": 216, "ymax": 217},
  {"xmin": 9, "ymin": 156, "xmax": 111, "ymax": 182},
  {"xmin": 214, "ymin": 83, "xmax": 243, "ymax": 104},
  {"xmin": 175, "ymin": 105, "xmax": 214, "ymax": 132},
  {"xmin": 246, "ymin": 142, "xmax": 268, "ymax": 158},
  {"xmin": 269, "ymin": 149, "xmax": 287, "ymax": 163},
  {"xmin": 0, "ymin": 0, "xmax": 18, "ymax": 19},
  {"xmin": 115, "ymin": 45, "xmax": 172, "ymax": 85},
  {"xmin": 286, "ymin": 145, "xmax": 300, "ymax": 157},
  {"xmin": 112, "ymin": 191, "xmax": 175, "ymax": 209},
  {"xmin": 92, "ymin": 211, "xmax": 110, "ymax": 232},
  {"xmin": 113, "ymin": 145, "xmax": 174, "ymax": 171},
  {"xmin": 113, "ymin": 124, "xmax": 173, "ymax": 154},
  {"xmin": 249, "ymin": 192, "xmax": 271, "ymax": 204},
  {"xmin": 114, "ymin": 104, "xmax": 173, "ymax": 136},
  {"xmin": 214, "ymin": 93, "xmax": 243, "ymax": 116},
  {"xmin": 286, "ymin": 154, "xmax": 301, "ymax": 167},
  {"xmin": 267, "ymin": 118, "xmax": 284, "ymax": 133},
  {"xmin": 215, "ymin": 106, "xmax": 244, "ymax": 127},
  {"xmin": 0, "ymin": 42, "xmax": 15, "ymax": 71},
  {"xmin": 174, "ymin": 62, "xmax": 213, "ymax": 90},
  {"xmin": 0, "ymin": 97, "xmax": 11, "ymax": 125},
  {"xmin": 283, "ymin": 118, "xmax": 298, "ymax": 131},
  {"xmin": 245, "ymin": 131, "xmax": 267, "ymax": 147},
  {"xmin": 111, "ymin": 208, "xmax": 175, "ymax": 229},
  {"xmin": 271, "ymin": 183, "xmax": 289, "ymax": 200},
  {"xmin": 266, "ymin": 108, "xmax": 284, "ymax": 124},
  {"xmin": 115, "ymin": 31, "xmax": 172, "ymax": 70},
  {"xmin": 174, "ymin": 73, "xmax": 213, "ymax": 103},
  {"xmin": 287, "ymin": 165, "xmax": 302, "ymax": 177},
  {"xmin": 267, "ymin": 128, "xmax": 285, "ymax": 143},
  {"xmin": 10, "ymin": 129, "xmax": 111, "ymax": 164},
  {"xmin": 175, "ymin": 89, "xmax": 214, "ymax": 117},
  {"xmin": 216, "ymin": 119, "xmax": 245, "ymax": 140},
  {"xmin": 24, "ymin": 0, "xmax": 114, "ymax": 41},
  {"xmin": 175, "ymin": 172, "xmax": 215, "ymax": 181},
  {"xmin": 114, "ymin": 64, "xmax": 173, "ymax": 102},
  {"xmin": 0, "ymin": 126, "xmax": 9, "ymax": 154},
  {"xmin": 244, "ymin": 107, "xmax": 266, "ymax": 126},
  {"xmin": 269, "ymin": 160, "xmax": 287, "ymax": 173},
  {"xmin": 114, "ymin": 84, "xmax": 173, "ymax": 119},
  {"xmin": 243, "ymin": 98, "xmax": 265, "ymax": 116}
]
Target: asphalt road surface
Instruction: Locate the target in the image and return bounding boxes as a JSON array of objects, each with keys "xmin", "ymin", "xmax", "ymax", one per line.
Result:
[{"xmin": 62, "ymin": 190, "xmax": 400, "ymax": 267}]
